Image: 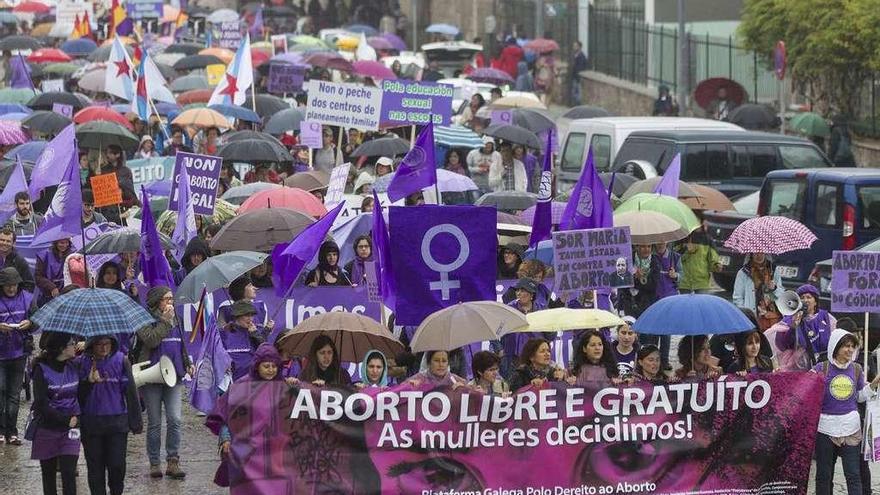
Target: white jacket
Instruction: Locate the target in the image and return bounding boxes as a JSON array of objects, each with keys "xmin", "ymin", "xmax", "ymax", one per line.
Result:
[{"xmin": 488, "ymin": 159, "xmax": 528, "ymax": 192}]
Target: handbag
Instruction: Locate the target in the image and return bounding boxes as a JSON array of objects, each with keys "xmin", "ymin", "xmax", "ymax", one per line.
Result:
[{"xmin": 23, "ymin": 409, "xmax": 37, "ymax": 441}]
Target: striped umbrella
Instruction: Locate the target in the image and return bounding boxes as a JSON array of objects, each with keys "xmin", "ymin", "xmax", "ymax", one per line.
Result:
[
  {"xmin": 0, "ymin": 120, "xmax": 29, "ymax": 145},
  {"xmin": 433, "ymin": 125, "xmax": 483, "ymax": 148}
]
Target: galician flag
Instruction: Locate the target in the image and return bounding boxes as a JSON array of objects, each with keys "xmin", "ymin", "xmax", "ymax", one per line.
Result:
[
  {"xmin": 31, "ymin": 138, "xmax": 82, "ymax": 246},
  {"xmin": 132, "ymin": 47, "xmax": 149, "ymax": 122},
  {"xmin": 208, "ymin": 33, "xmax": 253, "ymax": 107},
  {"xmin": 104, "ymin": 37, "xmax": 134, "ymax": 101}
]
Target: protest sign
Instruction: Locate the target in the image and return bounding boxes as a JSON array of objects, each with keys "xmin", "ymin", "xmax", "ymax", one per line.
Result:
[
  {"xmin": 553, "ymin": 227, "xmax": 633, "ymax": 294},
  {"xmin": 41, "ymin": 79, "xmax": 64, "ymax": 93},
  {"xmin": 490, "ymin": 109, "xmax": 513, "ymax": 125},
  {"xmin": 324, "ymin": 163, "xmax": 351, "ymax": 207},
  {"xmin": 52, "ymin": 103, "xmax": 73, "ymax": 118},
  {"xmin": 205, "ymin": 64, "xmax": 226, "ymax": 86},
  {"xmin": 50, "ymin": 1, "xmax": 93, "ymax": 38},
  {"xmin": 271, "ymin": 34, "xmax": 288, "ymax": 55},
  {"xmin": 89, "ymin": 173, "xmax": 123, "ymax": 208},
  {"xmin": 379, "ymin": 80, "xmax": 454, "ymax": 126},
  {"xmin": 390, "ymin": 205, "xmax": 496, "ymax": 325},
  {"xmin": 299, "ymin": 120, "xmax": 323, "ymax": 149},
  {"xmin": 268, "ymin": 63, "xmax": 305, "ymax": 94},
  {"xmin": 125, "ymin": 0, "xmax": 163, "ymax": 19},
  {"xmin": 216, "ymin": 372, "xmax": 823, "ymax": 495},
  {"xmin": 830, "ymin": 250, "xmax": 880, "ymax": 312},
  {"xmin": 129, "ymin": 157, "xmax": 174, "ymax": 189},
  {"xmin": 216, "ymin": 21, "xmax": 242, "ymax": 50},
  {"xmin": 169, "ymin": 152, "xmax": 222, "ymax": 216},
  {"xmin": 304, "ymin": 80, "xmax": 383, "ymax": 131}
]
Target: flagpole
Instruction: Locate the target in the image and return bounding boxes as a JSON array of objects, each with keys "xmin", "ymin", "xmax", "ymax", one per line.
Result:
[{"xmin": 147, "ymin": 96, "xmax": 171, "ymax": 141}]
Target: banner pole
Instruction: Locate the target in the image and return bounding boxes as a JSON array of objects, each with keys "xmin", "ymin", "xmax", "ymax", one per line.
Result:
[
  {"xmin": 866, "ymin": 311, "xmax": 870, "ymax": 370},
  {"xmin": 80, "ymin": 224, "xmax": 90, "ymax": 287}
]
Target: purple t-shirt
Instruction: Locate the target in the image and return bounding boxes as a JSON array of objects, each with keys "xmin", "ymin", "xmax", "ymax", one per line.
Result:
[
  {"xmin": 813, "ymin": 361, "xmax": 864, "ymax": 416},
  {"xmin": 612, "ymin": 343, "xmax": 637, "ymax": 377}
]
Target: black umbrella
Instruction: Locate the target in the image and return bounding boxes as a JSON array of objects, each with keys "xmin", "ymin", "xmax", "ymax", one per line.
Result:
[
  {"xmin": 264, "ymin": 108, "xmax": 305, "ymax": 135},
  {"xmin": 76, "ymin": 121, "xmax": 139, "ymax": 151},
  {"xmin": 0, "ymin": 35, "xmax": 42, "ymax": 52},
  {"xmin": 22, "ymin": 110, "xmax": 72, "ymax": 135},
  {"xmin": 173, "ymin": 54, "xmax": 223, "ymax": 71},
  {"xmin": 351, "ymin": 136, "xmax": 410, "ymax": 157},
  {"xmin": 243, "ymin": 94, "xmax": 289, "ymax": 118},
  {"xmin": 163, "ymin": 42, "xmax": 204, "ymax": 55},
  {"xmin": 170, "ymin": 74, "xmax": 210, "ymax": 92},
  {"xmin": 210, "ymin": 208, "xmax": 315, "ymax": 252},
  {"xmin": 510, "ymin": 108, "xmax": 555, "ymax": 134},
  {"xmin": 483, "ymin": 123, "xmax": 542, "ymax": 150},
  {"xmin": 0, "ymin": 160, "xmax": 34, "ymax": 188},
  {"xmin": 223, "ymin": 130, "xmax": 285, "ymax": 146},
  {"xmin": 87, "ymin": 44, "xmax": 133, "ymax": 63},
  {"xmin": 217, "ymin": 138, "xmax": 293, "ymax": 163},
  {"xmin": 153, "ymin": 63, "xmax": 177, "ymax": 81},
  {"xmin": 727, "ymin": 104, "xmax": 778, "ymax": 130},
  {"xmin": 83, "ymin": 227, "xmax": 174, "ymax": 254},
  {"xmin": 562, "ymin": 105, "xmax": 614, "ymax": 120},
  {"xmin": 599, "ymin": 173, "xmax": 639, "ymax": 198},
  {"xmin": 28, "ymin": 92, "xmax": 87, "ymax": 112},
  {"xmin": 474, "ymin": 191, "xmax": 537, "ymax": 211}
]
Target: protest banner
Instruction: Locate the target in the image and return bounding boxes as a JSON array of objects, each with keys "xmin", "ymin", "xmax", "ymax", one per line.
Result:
[
  {"xmin": 129, "ymin": 156, "xmax": 174, "ymax": 189},
  {"xmin": 205, "ymin": 64, "xmax": 226, "ymax": 86},
  {"xmin": 52, "ymin": 103, "xmax": 73, "ymax": 118},
  {"xmin": 379, "ymin": 80, "xmax": 454, "ymax": 126},
  {"xmin": 41, "ymin": 79, "xmax": 64, "ymax": 93},
  {"xmin": 214, "ymin": 372, "xmax": 823, "ymax": 495},
  {"xmin": 390, "ymin": 206, "xmax": 496, "ymax": 325},
  {"xmin": 271, "ymin": 34, "xmax": 288, "ymax": 55},
  {"xmin": 125, "ymin": 0, "xmax": 163, "ymax": 19},
  {"xmin": 169, "ymin": 152, "xmax": 222, "ymax": 216},
  {"xmin": 830, "ymin": 250, "xmax": 880, "ymax": 313},
  {"xmin": 268, "ymin": 63, "xmax": 305, "ymax": 94},
  {"xmin": 216, "ymin": 21, "xmax": 243, "ymax": 50},
  {"xmin": 304, "ymin": 80, "xmax": 383, "ymax": 131},
  {"xmin": 299, "ymin": 120, "xmax": 323, "ymax": 149},
  {"xmin": 89, "ymin": 173, "xmax": 123, "ymax": 208},
  {"xmin": 553, "ymin": 227, "xmax": 633, "ymax": 295}
]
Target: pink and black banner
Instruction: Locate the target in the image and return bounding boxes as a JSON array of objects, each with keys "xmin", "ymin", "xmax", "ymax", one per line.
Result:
[{"xmin": 210, "ymin": 372, "xmax": 823, "ymax": 495}]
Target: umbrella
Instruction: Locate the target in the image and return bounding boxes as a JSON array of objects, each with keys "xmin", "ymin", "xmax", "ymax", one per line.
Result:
[
  {"xmin": 153, "ymin": 52, "xmax": 186, "ymax": 67},
  {"xmin": 693, "ymin": 77, "xmax": 748, "ymax": 110},
  {"xmin": 75, "ymin": 120, "xmax": 139, "ymax": 151},
  {"xmin": 76, "ymin": 69, "xmax": 106, "ymax": 92},
  {"xmin": 220, "ymin": 182, "xmax": 283, "ymax": 205},
  {"xmin": 164, "ymin": 42, "xmax": 203, "ymax": 55},
  {"xmin": 466, "ymin": 68, "xmax": 513, "ymax": 85},
  {"xmin": 170, "ymin": 74, "xmax": 210, "ymax": 92},
  {"xmin": 367, "ymin": 36, "xmax": 394, "ymax": 51},
  {"xmin": 199, "ymin": 47, "xmax": 234, "ymax": 64},
  {"xmin": 0, "ymin": 104, "xmax": 30, "ymax": 116},
  {"xmin": 41, "ymin": 62, "xmax": 81, "ymax": 76},
  {"xmin": 727, "ymin": 103, "xmax": 777, "ymax": 130},
  {"xmin": 238, "ymin": 188, "xmax": 327, "ymax": 217},
  {"xmin": 289, "ymin": 35, "xmax": 329, "ymax": 47},
  {"xmin": 681, "ymin": 184, "xmax": 735, "ymax": 212},
  {"xmin": 0, "ymin": 158, "xmax": 34, "ymax": 186},
  {"xmin": 474, "ymin": 191, "xmax": 537, "ymax": 211},
  {"xmin": 211, "ymin": 208, "xmax": 315, "ymax": 252},
  {"xmin": 21, "ymin": 110, "xmax": 70, "ymax": 135},
  {"xmin": 176, "ymin": 251, "xmax": 269, "ymax": 303},
  {"xmin": 283, "ymin": 170, "xmax": 330, "ymax": 192},
  {"xmin": 154, "ymin": 101, "xmax": 181, "ymax": 116},
  {"xmin": 410, "ymin": 301, "xmax": 528, "ymax": 353},
  {"xmin": 303, "ymin": 52, "xmax": 353, "ymax": 72},
  {"xmin": 523, "ymin": 38, "xmax": 559, "ymax": 54},
  {"xmin": 223, "ymin": 130, "xmax": 285, "ymax": 146},
  {"xmin": 27, "ymin": 48, "xmax": 72, "ymax": 64},
  {"xmin": 425, "ymin": 23, "xmax": 460, "ymax": 36},
  {"xmin": 6, "ymin": 140, "xmax": 46, "ymax": 162},
  {"xmin": 382, "ymin": 33, "xmax": 408, "ymax": 51},
  {"xmin": 523, "ymin": 308, "xmax": 623, "ymax": 333},
  {"xmin": 31, "ymin": 288, "xmax": 155, "ymax": 337},
  {"xmin": 519, "ymin": 201, "xmax": 566, "ymax": 225},
  {"xmin": 207, "ymin": 9, "xmax": 239, "ymax": 24},
  {"xmin": 433, "ymin": 125, "xmax": 483, "ymax": 148},
  {"xmin": 0, "ymin": 35, "xmax": 41, "ymax": 51},
  {"xmin": 633, "ymin": 294, "xmax": 754, "ymax": 335},
  {"xmin": 1, "ymin": 112, "xmax": 29, "ymax": 122},
  {"xmin": 277, "ymin": 312, "xmax": 404, "ymax": 363},
  {"xmin": 483, "ymin": 123, "xmax": 542, "ymax": 149},
  {"xmin": 14, "ymin": 1, "xmax": 50, "ymax": 13},
  {"xmin": 173, "ymin": 54, "xmax": 223, "ymax": 71},
  {"xmin": 154, "ymin": 199, "xmax": 238, "ymax": 234},
  {"xmin": 176, "ymin": 88, "xmax": 214, "ymax": 105},
  {"xmin": 208, "ymin": 104, "xmax": 261, "ymax": 123},
  {"xmin": 87, "ymin": 44, "xmax": 134, "ymax": 63},
  {"xmin": 82, "ymin": 226, "xmax": 174, "ymax": 254},
  {"xmin": 497, "ymin": 211, "xmax": 526, "ymax": 225},
  {"xmin": 171, "ymin": 107, "xmax": 232, "ymax": 129},
  {"xmin": 491, "ymin": 95, "xmax": 547, "ymax": 109},
  {"xmin": 0, "ymin": 121, "xmax": 28, "ymax": 145},
  {"xmin": 345, "ymin": 24, "xmax": 379, "ymax": 36},
  {"xmin": 373, "ymin": 168, "xmax": 478, "ymax": 194},
  {"xmin": 0, "ymin": 88, "xmax": 38, "ymax": 105},
  {"xmin": 723, "ymin": 216, "xmax": 817, "ymax": 255},
  {"xmin": 621, "ymin": 178, "xmax": 703, "ymax": 201},
  {"xmin": 28, "ymin": 92, "xmax": 88, "ymax": 112},
  {"xmin": 562, "ymin": 105, "xmax": 614, "ymax": 120},
  {"xmin": 217, "ymin": 138, "xmax": 293, "ymax": 163},
  {"xmin": 243, "ymin": 94, "xmax": 289, "ymax": 118},
  {"xmin": 73, "ymin": 106, "xmax": 133, "ymax": 130},
  {"xmin": 264, "ymin": 107, "xmax": 306, "ymax": 135},
  {"xmin": 507, "ymin": 108, "xmax": 555, "ymax": 134},
  {"xmin": 598, "ymin": 172, "xmax": 638, "ymax": 198},
  {"xmin": 0, "ymin": 12, "xmax": 17, "ymax": 25},
  {"xmin": 615, "ymin": 193, "xmax": 701, "ymax": 233},
  {"xmin": 790, "ymin": 112, "xmax": 830, "ymax": 137},
  {"xmin": 351, "ymin": 136, "xmax": 410, "ymax": 157},
  {"xmin": 60, "ymin": 38, "xmax": 98, "ymax": 57},
  {"xmin": 352, "ymin": 60, "xmax": 396, "ymax": 80},
  {"xmin": 612, "ymin": 210, "xmax": 689, "ymax": 245}
]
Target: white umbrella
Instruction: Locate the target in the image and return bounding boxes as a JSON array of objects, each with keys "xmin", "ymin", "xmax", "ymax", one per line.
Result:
[
  {"xmin": 522, "ymin": 308, "xmax": 624, "ymax": 334},
  {"xmin": 410, "ymin": 301, "xmax": 528, "ymax": 352},
  {"xmin": 207, "ymin": 9, "xmax": 239, "ymax": 24},
  {"xmin": 77, "ymin": 69, "xmax": 106, "ymax": 93}
]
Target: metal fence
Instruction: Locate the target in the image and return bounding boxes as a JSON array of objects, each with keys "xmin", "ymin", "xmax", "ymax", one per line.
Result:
[{"xmin": 588, "ymin": 7, "xmax": 779, "ymax": 104}]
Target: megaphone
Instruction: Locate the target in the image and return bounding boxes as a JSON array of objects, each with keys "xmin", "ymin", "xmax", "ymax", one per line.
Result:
[
  {"xmin": 776, "ymin": 290, "xmax": 803, "ymax": 316},
  {"xmin": 133, "ymin": 356, "xmax": 177, "ymax": 388}
]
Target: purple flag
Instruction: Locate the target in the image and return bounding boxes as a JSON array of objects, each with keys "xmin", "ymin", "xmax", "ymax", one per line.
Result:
[
  {"xmin": 171, "ymin": 161, "xmax": 197, "ymax": 260},
  {"xmin": 190, "ymin": 311, "xmax": 231, "ymax": 414},
  {"xmin": 9, "ymin": 54, "xmax": 33, "ymax": 92},
  {"xmin": 30, "ymin": 142, "xmax": 82, "ymax": 246},
  {"xmin": 249, "ymin": 7, "xmax": 264, "ymax": 39},
  {"xmin": 0, "ymin": 156, "xmax": 27, "ymax": 226},
  {"xmin": 559, "ymin": 147, "xmax": 613, "ymax": 231},
  {"xmin": 652, "ymin": 153, "xmax": 682, "ymax": 197},
  {"xmin": 271, "ymin": 202, "xmax": 345, "ymax": 296},
  {"xmin": 371, "ymin": 190, "xmax": 396, "ymax": 310},
  {"xmin": 390, "ymin": 205, "xmax": 497, "ymax": 325},
  {"xmin": 528, "ymin": 131, "xmax": 554, "ymax": 248},
  {"xmin": 29, "ymin": 124, "xmax": 77, "ymax": 200},
  {"xmin": 139, "ymin": 187, "xmax": 176, "ymax": 288},
  {"xmin": 386, "ymin": 123, "xmax": 437, "ymax": 202}
]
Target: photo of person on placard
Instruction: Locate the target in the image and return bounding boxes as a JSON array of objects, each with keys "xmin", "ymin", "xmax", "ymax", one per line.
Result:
[{"xmin": 610, "ymin": 257, "xmax": 634, "ymax": 288}]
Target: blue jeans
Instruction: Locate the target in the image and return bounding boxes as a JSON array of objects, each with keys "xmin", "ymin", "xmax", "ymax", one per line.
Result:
[
  {"xmin": 815, "ymin": 432, "xmax": 863, "ymax": 495},
  {"xmin": 141, "ymin": 382, "xmax": 182, "ymax": 465},
  {"xmin": 0, "ymin": 357, "xmax": 25, "ymax": 437}
]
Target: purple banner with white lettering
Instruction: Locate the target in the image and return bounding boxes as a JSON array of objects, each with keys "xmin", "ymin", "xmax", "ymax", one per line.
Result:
[
  {"xmin": 268, "ymin": 63, "xmax": 306, "ymax": 94},
  {"xmin": 553, "ymin": 227, "xmax": 633, "ymax": 295},
  {"xmin": 169, "ymin": 151, "xmax": 222, "ymax": 216},
  {"xmin": 379, "ymin": 79, "xmax": 453, "ymax": 126},
  {"xmin": 389, "ymin": 205, "xmax": 496, "ymax": 325},
  {"xmin": 830, "ymin": 250, "xmax": 880, "ymax": 312}
]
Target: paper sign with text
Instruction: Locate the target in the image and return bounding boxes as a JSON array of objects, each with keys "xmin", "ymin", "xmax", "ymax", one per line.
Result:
[
  {"xmin": 304, "ymin": 80, "xmax": 383, "ymax": 131},
  {"xmin": 89, "ymin": 173, "xmax": 123, "ymax": 207},
  {"xmin": 169, "ymin": 152, "xmax": 222, "ymax": 216},
  {"xmin": 298, "ymin": 120, "xmax": 323, "ymax": 149},
  {"xmin": 324, "ymin": 163, "xmax": 352, "ymax": 207}
]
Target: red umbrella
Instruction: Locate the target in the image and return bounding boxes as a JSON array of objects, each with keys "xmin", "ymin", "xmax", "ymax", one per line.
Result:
[
  {"xmin": 352, "ymin": 60, "xmax": 396, "ymax": 80},
  {"xmin": 303, "ymin": 52, "xmax": 353, "ymax": 72},
  {"xmin": 524, "ymin": 38, "xmax": 559, "ymax": 54},
  {"xmin": 693, "ymin": 77, "xmax": 748, "ymax": 110},
  {"xmin": 466, "ymin": 68, "xmax": 514, "ymax": 85},
  {"xmin": 176, "ymin": 88, "xmax": 213, "ymax": 105},
  {"xmin": 238, "ymin": 188, "xmax": 327, "ymax": 217},
  {"xmin": 13, "ymin": 1, "xmax": 50, "ymax": 13},
  {"xmin": 251, "ymin": 49, "xmax": 270, "ymax": 67},
  {"xmin": 723, "ymin": 216, "xmax": 817, "ymax": 255},
  {"xmin": 73, "ymin": 106, "xmax": 134, "ymax": 130},
  {"xmin": 27, "ymin": 48, "xmax": 73, "ymax": 63}
]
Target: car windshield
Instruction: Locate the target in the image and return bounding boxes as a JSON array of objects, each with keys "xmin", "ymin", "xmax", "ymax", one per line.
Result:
[
  {"xmin": 778, "ymin": 145, "xmax": 828, "ymax": 169},
  {"xmin": 733, "ymin": 191, "xmax": 760, "ymax": 215},
  {"xmin": 764, "ymin": 179, "xmax": 806, "ymax": 220}
]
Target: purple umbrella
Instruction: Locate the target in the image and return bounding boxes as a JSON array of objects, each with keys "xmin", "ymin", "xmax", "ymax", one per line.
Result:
[
  {"xmin": 0, "ymin": 120, "xmax": 29, "ymax": 145},
  {"xmin": 519, "ymin": 201, "xmax": 567, "ymax": 225},
  {"xmin": 367, "ymin": 36, "xmax": 395, "ymax": 51},
  {"xmin": 352, "ymin": 60, "xmax": 396, "ymax": 80},
  {"xmin": 303, "ymin": 52, "xmax": 353, "ymax": 72},
  {"xmin": 271, "ymin": 52, "xmax": 310, "ymax": 66},
  {"xmin": 467, "ymin": 68, "xmax": 514, "ymax": 85},
  {"xmin": 723, "ymin": 216, "xmax": 817, "ymax": 255},
  {"xmin": 382, "ymin": 32, "xmax": 408, "ymax": 51}
]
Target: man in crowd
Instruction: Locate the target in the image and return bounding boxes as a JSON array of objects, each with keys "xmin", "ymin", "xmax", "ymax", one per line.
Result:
[
  {"xmin": 10, "ymin": 191, "xmax": 42, "ymax": 238},
  {"xmin": 0, "ymin": 227, "xmax": 33, "ymax": 292},
  {"xmin": 467, "ymin": 136, "xmax": 501, "ymax": 194}
]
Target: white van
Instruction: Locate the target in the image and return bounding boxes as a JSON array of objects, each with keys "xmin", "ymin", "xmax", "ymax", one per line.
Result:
[{"xmin": 556, "ymin": 117, "xmax": 743, "ymax": 190}]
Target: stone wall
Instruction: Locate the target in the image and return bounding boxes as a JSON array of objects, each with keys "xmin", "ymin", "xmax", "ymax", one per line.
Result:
[
  {"xmin": 852, "ymin": 138, "xmax": 880, "ymax": 168},
  {"xmin": 578, "ymin": 71, "xmax": 657, "ymax": 116}
]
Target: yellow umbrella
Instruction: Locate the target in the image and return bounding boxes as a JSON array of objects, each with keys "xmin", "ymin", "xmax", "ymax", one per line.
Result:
[
  {"xmin": 490, "ymin": 95, "xmax": 546, "ymax": 109},
  {"xmin": 171, "ymin": 107, "xmax": 232, "ymax": 129},
  {"xmin": 524, "ymin": 308, "xmax": 624, "ymax": 333},
  {"xmin": 30, "ymin": 22, "xmax": 53, "ymax": 37},
  {"xmin": 335, "ymin": 36, "xmax": 359, "ymax": 51},
  {"xmin": 199, "ymin": 47, "xmax": 235, "ymax": 65}
]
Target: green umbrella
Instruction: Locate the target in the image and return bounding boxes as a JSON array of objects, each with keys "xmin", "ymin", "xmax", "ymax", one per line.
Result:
[
  {"xmin": 0, "ymin": 88, "xmax": 39, "ymax": 104},
  {"xmin": 614, "ymin": 192, "xmax": 701, "ymax": 233},
  {"xmin": 790, "ymin": 112, "xmax": 830, "ymax": 137},
  {"xmin": 75, "ymin": 121, "xmax": 139, "ymax": 151},
  {"xmin": 288, "ymin": 35, "xmax": 331, "ymax": 47},
  {"xmin": 41, "ymin": 63, "xmax": 80, "ymax": 76}
]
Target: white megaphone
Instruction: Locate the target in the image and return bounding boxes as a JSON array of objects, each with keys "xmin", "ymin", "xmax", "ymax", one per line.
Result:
[
  {"xmin": 776, "ymin": 290, "xmax": 803, "ymax": 316},
  {"xmin": 133, "ymin": 356, "xmax": 177, "ymax": 388}
]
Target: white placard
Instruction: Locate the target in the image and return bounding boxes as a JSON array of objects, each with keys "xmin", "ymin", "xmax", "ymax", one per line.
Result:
[
  {"xmin": 324, "ymin": 162, "xmax": 352, "ymax": 208},
  {"xmin": 304, "ymin": 80, "xmax": 383, "ymax": 131}
]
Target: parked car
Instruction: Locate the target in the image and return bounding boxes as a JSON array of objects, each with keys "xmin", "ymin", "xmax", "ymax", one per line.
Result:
[
  {"xmin": 611, "ymin": 130, "xmax": 831, "ymax": 197},
  {"xmin": 705, "ymin": 168, "xmax": 880, "ymax": 290},
  {"xmin": 422, "ymin": 41, "xmax": 483, "ymax": 78}
]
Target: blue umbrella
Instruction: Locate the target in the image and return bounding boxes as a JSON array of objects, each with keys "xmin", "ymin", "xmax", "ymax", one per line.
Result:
[
  {"xmin": 61, "ymin": 38, "xmax": 98, "ymax": 57},
  {"xmin": 633, "ymin": 294, "xmax": 755, "ymax": 336},
  {"xmin": 426, "ymin": 23, "xmax": 460, "ymax": 36},
  {"xmin": 523, "ymin": 239, "xmax": 554, "ymax": 265},
  {"xmin": 208, "ymin": 104, "xmax": 261, "ymax": 123},
  {"xmin": 32, "ymin": 288, "xmax": 156, "ymax": 337},
  {"xmin": 0, "ymin": 104, "xmax": 31, "ymax": 116},
  {"xmin": 155, "ymin": 101, "xmax": 181, "ymax": 116},
  {"xmin": 345, "ymin": 24, "xmax": 379, "ymax": 36},
  {"xmin": 0, "ymin": 12, "xmax": 18, "ymax": 25},
  {"xmin": 434, "ymin": 125, "xmax": 483, "ymax": 148},
  {"xmin": 6, "ymin": 140, "xmax": 47, "ymax": 162},
  {"xmin": 1, "ymin": 112, "xmax": 30, "ymax": 122}
]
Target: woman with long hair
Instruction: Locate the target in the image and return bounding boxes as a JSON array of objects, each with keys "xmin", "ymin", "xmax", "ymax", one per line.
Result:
[
  {"xmin": 732, "ymin": 253, "xmax": 784, "ymax": 330},
  {"xmin": 508, "ymin": 339, "xmax": 566, "ymax": 392},
  {"xmin": 567, "ymin": 330, "xmax": 619, "ymax": 387},
  {"xmin": 675, "ymin": 335, "xmax": 722, "ymax": 381},
  {"xmin": 305, "ymin": 241, "xmax": 352, "ymax": 287},
  {"xmin": 297, "ymin": 335, "xmax": 352, "ymax": 386},
  {"xmin": 633, "ymin": 345, "xmax": 668, "ymax": 385},
  {"xmin": 344, "ymin": 235, "xmax": 373, "ymax": 286},
  {"xmin": 728, "ymin": 330, "xmax": 775, "ymax": 374}
]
